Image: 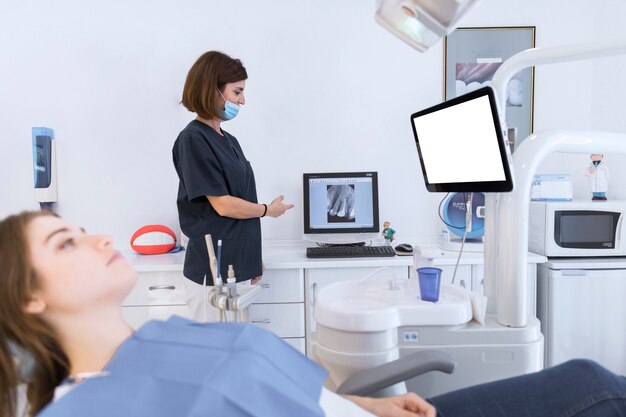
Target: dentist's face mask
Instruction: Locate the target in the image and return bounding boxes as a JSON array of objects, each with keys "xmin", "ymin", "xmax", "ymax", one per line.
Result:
[{"xmin": 219, "ymin": 91, "xmax": 240, "ymax": 121}]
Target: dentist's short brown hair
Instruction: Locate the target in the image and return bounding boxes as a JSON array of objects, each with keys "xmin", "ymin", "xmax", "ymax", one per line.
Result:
[{"xmin": 181, "ymin": 51, "xmax": 247, "ymax": 120}]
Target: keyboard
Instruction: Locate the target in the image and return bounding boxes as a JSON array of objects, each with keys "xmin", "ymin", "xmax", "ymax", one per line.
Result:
[{"xmin": 306, "ymin": 245, "xmax": 396, "ymax": 259}]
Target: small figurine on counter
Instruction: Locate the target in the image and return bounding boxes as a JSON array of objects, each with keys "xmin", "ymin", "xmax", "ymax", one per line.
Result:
[
  {"xmin": 381, "ymin": 221, "xmax": 396, "ymax": 245},
  {"xmin": 586, "ymin": 154, "xmax": 609, "ymax": 201}
]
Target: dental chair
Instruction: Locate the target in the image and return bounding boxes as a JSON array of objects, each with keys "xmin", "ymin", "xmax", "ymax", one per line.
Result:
[
  {"xmin": 7, "ymin": 346, "xmax": 455, "ymax": 416},
  {"xmin": 336, "ymin": 349, "xmax": 456, "ymax": 397}
]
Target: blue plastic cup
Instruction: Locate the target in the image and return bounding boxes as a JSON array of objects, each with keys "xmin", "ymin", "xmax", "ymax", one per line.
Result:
[{"xmin": 417, "ymin": 267, "xmax": 442, "ymax": 302}]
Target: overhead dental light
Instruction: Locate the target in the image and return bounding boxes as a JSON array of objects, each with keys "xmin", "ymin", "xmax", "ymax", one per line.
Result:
[{"xmin": 375, "ymin": 0, "xmax": 480, "ymax": 51}]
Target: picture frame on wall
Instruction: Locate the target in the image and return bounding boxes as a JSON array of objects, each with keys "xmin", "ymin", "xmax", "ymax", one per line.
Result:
[{"xmin": 444, "ymin": 26, "xmax": 536, "ymax": 150}]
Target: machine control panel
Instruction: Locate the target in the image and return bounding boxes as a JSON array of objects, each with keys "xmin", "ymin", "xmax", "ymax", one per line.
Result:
[{"xmin": 402, "ymin": 330, "xmax": 419, "ymax": 343}]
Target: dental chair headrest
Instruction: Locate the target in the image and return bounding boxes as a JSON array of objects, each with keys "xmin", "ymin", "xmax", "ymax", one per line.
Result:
[{"xmin": 7, "ymin": 340, "xmax": 35, "ymax": 383}]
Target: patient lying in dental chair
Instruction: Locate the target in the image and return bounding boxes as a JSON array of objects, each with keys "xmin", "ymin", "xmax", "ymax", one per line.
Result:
[{"xmin": 1, "ymin": 211, "xmax": 625, "ymax": 417}]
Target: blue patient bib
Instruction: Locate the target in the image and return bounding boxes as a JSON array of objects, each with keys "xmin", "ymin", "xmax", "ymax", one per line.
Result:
[{"xmin": 38, "ymin": 317, "xmax": 326, "ymax": 417}]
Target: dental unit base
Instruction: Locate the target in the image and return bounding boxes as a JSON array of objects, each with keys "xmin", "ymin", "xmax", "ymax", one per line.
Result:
[{"xmin": 312, "ymin": 280, "xmax": 543, "ymax": 398}]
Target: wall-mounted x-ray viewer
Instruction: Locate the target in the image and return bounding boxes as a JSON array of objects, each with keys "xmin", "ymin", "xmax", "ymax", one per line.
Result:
[
  {"xmin": 32, "ymin": 127, "xmax": 58, "ymax": 204},
  {"xmin": 410, "ymin": 86, "xmax": 514, "ymax": 193}
]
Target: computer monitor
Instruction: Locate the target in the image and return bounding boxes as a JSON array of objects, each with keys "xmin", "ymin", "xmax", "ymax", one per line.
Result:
[
  {"xmin": 303, "ymin": 172, "xmax": 379, "ymax": 243},
  {"xmin": 410, "ymin": 86, "xmax": 514, "ymax": 193}
]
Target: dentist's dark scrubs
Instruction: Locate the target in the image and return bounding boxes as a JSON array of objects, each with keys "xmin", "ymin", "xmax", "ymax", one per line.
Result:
[{"xmin": 172, "ymin": 120, "xmax": 262, "ymax": 285}]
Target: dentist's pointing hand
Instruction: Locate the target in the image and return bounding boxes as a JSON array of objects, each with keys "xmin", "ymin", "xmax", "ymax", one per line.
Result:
[{"xmin": 266, "ymin": 195, "xmax": 294, "ymax": 218}]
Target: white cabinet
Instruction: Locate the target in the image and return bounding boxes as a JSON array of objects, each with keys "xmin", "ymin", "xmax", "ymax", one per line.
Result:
[
  {"xmin": 538, "ymin": 260, "xmax": 626, "ymax": 374},
  {"xmin": 123, "ymin": 251, "xmax": 413, "ymax": 357},
  {"xmin": 284, "ymin": 337, "xmax": 306, "ymax": 353},
  {"xmin": 122, "ymin": 305, "xmax": 192, "ymax": 329},
  {"xmin": 124, "ymin": 247, "xmax": 544, "ymax": 358},
  {"xmin": 249, "ymin": 304, "xmax": 305, "ymax": 337},
  {"xmin": 253, "ymin": 268, "xmax": 304, "ymax": 304},
  {"xmin": 248, "ymin": 268, "xmax": 306, "ymax": 353},
  {"xmin": 122, "ymin": 266, "xmax": 308, "ymax": 353},
  {"xmin": 122, "ymin": 271, "xmax": 192, "ymax": 329}
]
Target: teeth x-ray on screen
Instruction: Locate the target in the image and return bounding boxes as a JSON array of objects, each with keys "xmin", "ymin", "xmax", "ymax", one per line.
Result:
[{"xmin": 303, "ymin": 172, "xmax": 380, "ymax": 234}]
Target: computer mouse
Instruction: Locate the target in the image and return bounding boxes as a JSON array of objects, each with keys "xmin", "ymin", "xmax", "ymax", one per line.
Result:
[{"xmin": 394, "ymin": 243, "xmax": 413, "ymax": 253}]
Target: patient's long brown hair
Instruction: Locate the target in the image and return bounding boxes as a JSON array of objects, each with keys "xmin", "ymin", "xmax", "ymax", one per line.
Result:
[{"xmin": 0, "ymin": 211, "xmax": 69, "ymax": 417}]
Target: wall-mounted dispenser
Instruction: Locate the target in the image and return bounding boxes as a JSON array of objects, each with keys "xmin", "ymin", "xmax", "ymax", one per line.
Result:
[{"xmin": 31, "ymin": 127, "xmax": 57, "ymax": 210}]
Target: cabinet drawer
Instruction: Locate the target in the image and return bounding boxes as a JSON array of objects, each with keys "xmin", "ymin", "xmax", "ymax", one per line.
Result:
[
  {"xmin": 283, "ymin": 337, "xmax": 306, "ymax": 355},
  {"xmin": 122, "ymin": 305, "xmax": 192, "ymax": 329},
  {"xmin": 255, "ymin": 269, "xmax": 304, "ymax": 303},
  {"xmin": 124, "ymin": 271, "xmax": 187, "ymax": 306},
  {"xmin": 249, "ymin": 303, "xmax": 305, "ymax": 338}
]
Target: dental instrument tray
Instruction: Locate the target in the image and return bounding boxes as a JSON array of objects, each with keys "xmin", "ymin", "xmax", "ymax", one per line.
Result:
[{"xmin": 306, "ymin": 245, "xmax": 396, "ymax": 258}]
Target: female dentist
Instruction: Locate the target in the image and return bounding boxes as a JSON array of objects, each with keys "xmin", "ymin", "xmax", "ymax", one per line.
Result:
[{"xmin": 172, "ymin": 51, "xmax": 293, "ymax": 320}]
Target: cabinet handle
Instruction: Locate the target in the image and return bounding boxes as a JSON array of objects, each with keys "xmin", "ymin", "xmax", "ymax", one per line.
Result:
[
  {"xmin": 312, "ymin": 282, "xmax": 318, "ymax": 306},
  {"xmin": 251, "ymin": 319, "xmax": 272, "ymax": 324},
  {"xmin": 460, "ymin": 279, "xmax": 466, "ymax": 289},
  {"xmin": 260, "ymin": 283, "xmax": 271, "ymax": 289},
  {"xmin": 561, "ymin": 270, "xmax": 587, "ymax": 276},
  {"xmin": 148, "ymin": 285, "xmax": 176, "ymax": 291}
]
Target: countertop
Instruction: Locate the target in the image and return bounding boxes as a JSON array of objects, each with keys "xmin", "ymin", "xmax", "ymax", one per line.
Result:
[{"xmin": 124, "ymin": 242, "xmax": 546, "ymax": 272}]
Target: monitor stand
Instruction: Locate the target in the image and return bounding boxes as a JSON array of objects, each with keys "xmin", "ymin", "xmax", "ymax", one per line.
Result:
[
  {"xmin": 318, "ymin": 241, "xmax": 366, "ymax": 247},
  {"xmin": 303, "ymin": 233, "xmax": 380, "ymax": 246}
]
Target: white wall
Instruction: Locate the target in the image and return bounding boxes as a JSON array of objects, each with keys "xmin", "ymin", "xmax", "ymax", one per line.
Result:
[{"xmin": 1, "ymin": 0, "xmax": 626, "ymax": 246}]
